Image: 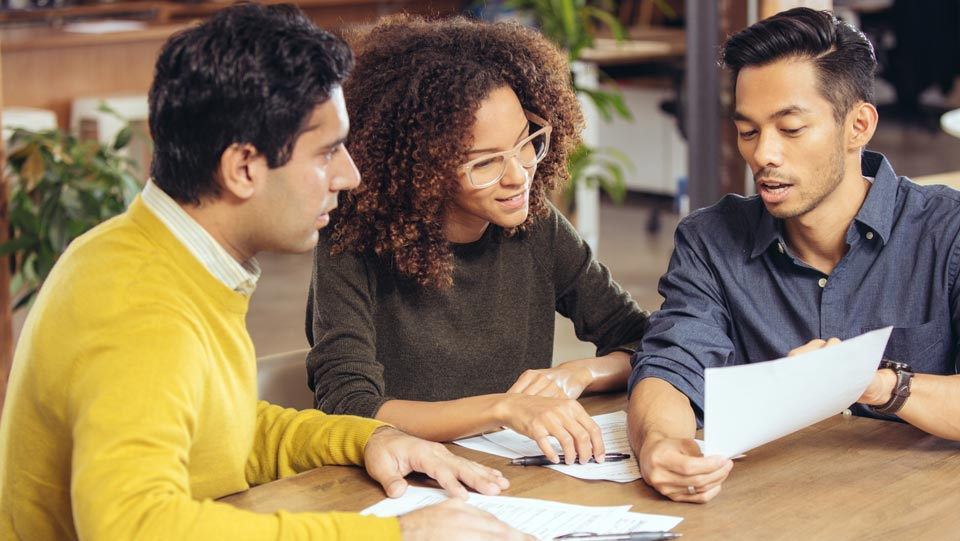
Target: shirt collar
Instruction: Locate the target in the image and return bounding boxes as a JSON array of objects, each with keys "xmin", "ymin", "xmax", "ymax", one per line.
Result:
[
  {"xmin": 852, "ymin": 151, "xmax": 897, "ymax": 244},
  {"xmin": 140, "ymin": 180, "xmax": 261, "ymax": 295},
  {"xmin": 750, "ymin": 151, "xmax": 898, "ymax": 259}
]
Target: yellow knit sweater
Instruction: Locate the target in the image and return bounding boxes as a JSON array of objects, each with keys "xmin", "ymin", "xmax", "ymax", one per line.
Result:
[{"xmin": 0, "ymin": 197, "xmax": 401, "ymax": 540}]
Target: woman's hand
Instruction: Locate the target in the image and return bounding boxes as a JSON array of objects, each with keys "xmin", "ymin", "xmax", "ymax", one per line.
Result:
[
  {"xmin": 506, "ymin": 352, "xmax": 633, "ymax": 400},
  {"xmin": 506, "ymin": 364, "xmax": 591, "ymax": 399},
  {"xmin": 494, "ymin": 394, "xmax": 605, "ymax": 464}
]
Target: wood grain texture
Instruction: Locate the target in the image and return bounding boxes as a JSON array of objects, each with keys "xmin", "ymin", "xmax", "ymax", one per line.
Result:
[{"xmin": 221, "ymin": 393, "xmax": 960, "ymax": 540}]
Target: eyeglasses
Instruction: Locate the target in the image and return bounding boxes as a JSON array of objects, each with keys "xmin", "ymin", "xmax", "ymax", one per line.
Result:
[{"xmin": 461, "ymin": 111, "xmax": 552, "ymax": 189}]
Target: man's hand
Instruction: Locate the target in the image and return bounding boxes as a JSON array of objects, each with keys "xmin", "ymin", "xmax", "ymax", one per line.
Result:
[
  {"xmin": 363, "ymin": 427, "xmax": 509, "ymax": 499},
  {"xmin": 638, "ymin": 433, "xmax": 732, "ymax": 503},
  {"xmin": 787, "ymin": 337, "xmax": 841, "ymax": 357},
  {"xmin": 506, "ymin": 364, "xmax": 590, "ymax": 399},
  {"xmin": 858, "ymin": 368, "xmax": 897, "ymax": 406},
  {"xmin": 398, "ymin": 499, "xmax": 535, "ymax": 541},
  {"xmin": 787, "ymin": 338, "xmax": 896, "ymax": 406},
  {"xmin": 496, "ymin": 394, "xmax": 605, "ymax": 464}
]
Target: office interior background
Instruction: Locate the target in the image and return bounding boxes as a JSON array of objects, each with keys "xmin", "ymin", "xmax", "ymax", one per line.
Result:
[{"xmin": 0, "ymin": 0, "xmax": 959, "ymax": 409}]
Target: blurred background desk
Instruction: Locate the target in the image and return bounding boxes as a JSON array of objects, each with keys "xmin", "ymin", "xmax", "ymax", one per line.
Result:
[
  {"xmin": 0, "ymin": 0, "xmax": 464, "ymax": 130},
  {"xmin": 221, "ymin": 393, "xmax": 960, "ymax": 540}
]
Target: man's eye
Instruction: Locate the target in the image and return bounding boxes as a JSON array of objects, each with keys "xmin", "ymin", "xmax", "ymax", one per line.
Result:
[{"xmin": 322, "ymin": 144, "xmax": 341, "ymax": 160}]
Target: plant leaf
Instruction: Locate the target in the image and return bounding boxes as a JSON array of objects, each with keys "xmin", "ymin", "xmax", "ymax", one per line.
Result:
[
  {"xmin": 21, "ymin": 147, "xmax": 46, "ymax": 191},
  {"xmin": 113, "ymin": 126, "xmax": 133, "ymax": 151}
]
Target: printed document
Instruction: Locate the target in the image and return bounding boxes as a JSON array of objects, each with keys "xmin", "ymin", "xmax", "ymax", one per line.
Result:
[
  {"xmin": 703, "ymin": 326, "xmax": 892, "ymax": 458},
  {"xmin": 361, "ymin": 486, "xmax": 682, "ymax": 540}
]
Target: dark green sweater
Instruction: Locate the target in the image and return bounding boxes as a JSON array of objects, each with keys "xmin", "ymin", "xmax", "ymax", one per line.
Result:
[{"xmin": 305, "ymin": 206, "xmax": 649, "ymax": 418}]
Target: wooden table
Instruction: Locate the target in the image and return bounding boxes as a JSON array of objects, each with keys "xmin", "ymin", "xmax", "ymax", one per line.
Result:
[{"xmin": 221, "ymin": 394, "xmax": 960, "ymax": 540}]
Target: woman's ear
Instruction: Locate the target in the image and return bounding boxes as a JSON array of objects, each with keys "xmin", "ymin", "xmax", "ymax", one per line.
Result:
[{"xmin": 217, "ymin": 143, "xmax": 266, "ymax": 201}]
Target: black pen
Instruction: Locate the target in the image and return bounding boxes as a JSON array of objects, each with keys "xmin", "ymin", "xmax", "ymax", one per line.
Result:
[
  {"xmin": 508, "ymin": 452, "xmax": 631, "ymax": 466},
  {"xmin": 554, "ymin": 532, "xmax": 681, "ymax": 541}
]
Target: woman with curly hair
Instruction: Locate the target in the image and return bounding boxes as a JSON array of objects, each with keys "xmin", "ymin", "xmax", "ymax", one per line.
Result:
[{"xmin": 305, "ymin": 15, "xmax": 649, "ymax": 463}]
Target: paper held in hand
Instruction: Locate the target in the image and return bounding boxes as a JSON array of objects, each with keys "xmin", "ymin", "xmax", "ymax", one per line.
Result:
[{"xmin": 703, "ymin": 326, "xmax": 893, "ymax": 458}]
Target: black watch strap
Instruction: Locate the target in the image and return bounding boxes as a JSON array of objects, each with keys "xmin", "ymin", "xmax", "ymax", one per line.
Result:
[{"xmin": 874, "ymin": 359, "xmax": 914, "ymax": 415}]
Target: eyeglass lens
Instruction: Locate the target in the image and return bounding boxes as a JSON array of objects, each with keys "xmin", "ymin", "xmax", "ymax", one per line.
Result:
[{"xmin": 468, "ymin": 128, "xmax": 549, "ymax": 187}]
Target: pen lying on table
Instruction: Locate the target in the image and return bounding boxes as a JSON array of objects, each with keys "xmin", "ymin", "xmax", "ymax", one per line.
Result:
[
  {"xmin": 508, "ymin": 453, "xmax": 631, "ymax": 466},
  {"xmin": 554, "ymin": 531, "xmax": 681, "ymax": 541}
]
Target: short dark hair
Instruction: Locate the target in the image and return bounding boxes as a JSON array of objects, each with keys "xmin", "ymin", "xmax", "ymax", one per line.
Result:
[
  {"xmin": 148, "ymin": 2, "xmax": 353, "ymax": 204},
  {"xmin": 720, "ymin": 7, "xmax": 876, "ymax": 122}
]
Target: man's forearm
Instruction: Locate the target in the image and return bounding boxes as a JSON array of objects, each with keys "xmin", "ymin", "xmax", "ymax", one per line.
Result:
[
  {"xmin": 627, "ymin": 377, "xmax": 698, "ymax": 452},
  {"xmin": 890, "ymin": 374, "xmax": 960, "ymax": 440}
]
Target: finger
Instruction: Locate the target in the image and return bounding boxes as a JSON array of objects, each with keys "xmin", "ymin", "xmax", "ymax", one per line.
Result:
[
  {"xmin": 381, "ymin": 475, "xmax": 408, "ymax": 498},
  {"xmin": 542, "ymin": 418, "xmax": 580, "ymax": 465},
  {"xmin": 787, "ymin": 339, "xmax": 827, "ymax": 356},
  {"xmin": 533, "ymin": 434, "xmax": 560, "ymax": 463},
  {"xmin": 450, "ymin": 457, "xmax": 510, "ymax": 495},
  {"xmin": 668, "ymin": 481, "xmax": 723, "ymax": 503},
  {"xmin": 507, "ymin": 370, "xmax": 540, "ymax": 395},
  {"xmin": 677, "ymin": 458, "xmax": 734, "ymax": 489},
  {"xmin": 825, "ymin": 337, "xmax": 842, "ymax": 346},
  {"xmin": 581, "ymin": 415, "xmax": 605, "ymax": 462},
  {"xmin": 671, "ymin": 453, "xmax": 732, "ymax": 478},
  {"xmin": 430, "ymin": 462, "xmax": 470, "ymax": 499},
  {"xmin": 506, "ymin": 377, "xmax": 531, "ymax": 395},
  {"xmin": 562, "ymin": 410, "xmax": 601, "ymax": 464},
  {"xmin": 523, "ymin": 377, "xmax": 560, "ymax": 397}
]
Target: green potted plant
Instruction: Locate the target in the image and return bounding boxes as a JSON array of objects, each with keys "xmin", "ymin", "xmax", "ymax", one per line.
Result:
[{"xmin": 1, "ymin": 112, "xmax": 143, "ymax": 309}]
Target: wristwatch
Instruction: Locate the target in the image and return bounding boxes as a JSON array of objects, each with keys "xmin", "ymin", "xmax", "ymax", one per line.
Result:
[{"xmin": 874, "ymin": 359, "xmax": 914, "ymax": 414}]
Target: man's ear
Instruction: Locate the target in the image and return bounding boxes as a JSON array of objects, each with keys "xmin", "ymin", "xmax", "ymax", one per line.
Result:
[
  {"xmin": 217, "ymin": 143, "xmax": 266, "ymax": 201},
  {"xmin": 847, "ymin": 101, "xmax": 878, "ymax": 151}
]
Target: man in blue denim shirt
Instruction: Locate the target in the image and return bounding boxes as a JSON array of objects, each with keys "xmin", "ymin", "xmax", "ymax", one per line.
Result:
[{"xmin": 627, "ymin": 7, "xmax": 960, "ymax": 504}]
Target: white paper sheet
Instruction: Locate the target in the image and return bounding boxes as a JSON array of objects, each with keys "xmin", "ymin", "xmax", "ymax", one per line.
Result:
[
  {"xmin": 361, "ymin": 486, "xmax": 683, "ymax": 540},
  {"xmin": 455, "ymin": 411, "xmax": 643, "ymax": 482},
  {"xmin": 703, "ymin": 326, "xmax": 892, "ymax": 458}
]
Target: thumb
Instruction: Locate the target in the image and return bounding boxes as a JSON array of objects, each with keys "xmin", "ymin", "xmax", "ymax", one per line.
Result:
[{"xmin": 384, "ymin": 477, "xmax": 408, "ymax": 498}]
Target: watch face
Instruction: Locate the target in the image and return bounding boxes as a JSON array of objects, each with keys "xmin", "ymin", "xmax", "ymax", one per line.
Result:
[{"xmin": 880, "ymin": 359, "xmax": 912, "ymax": 372}]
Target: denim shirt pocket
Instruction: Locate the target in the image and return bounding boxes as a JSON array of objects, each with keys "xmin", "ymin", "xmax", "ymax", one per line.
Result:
[{"xmin": 861, "ymin": 320, "xmax": 946, "ymax": 370}]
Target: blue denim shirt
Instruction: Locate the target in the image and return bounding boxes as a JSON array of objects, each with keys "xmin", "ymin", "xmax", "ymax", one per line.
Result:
[{"xmin": 629, "ymin": 151, "xmax": 960, "ymax": 425}]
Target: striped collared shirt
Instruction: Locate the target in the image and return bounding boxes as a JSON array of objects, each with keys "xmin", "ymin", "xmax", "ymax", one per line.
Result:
[{"xmin": 140, "ymin": 180, "xmax": 261, "ymax": 296}]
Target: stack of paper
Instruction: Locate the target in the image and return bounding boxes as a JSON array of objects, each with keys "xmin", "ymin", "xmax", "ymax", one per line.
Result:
[
  {"xmin": 361, "ymin": 486, "xmax": 682, "ymax": 540},
  {"xmin": 454, "ymin": 411, "xmax": 642, "ymax": 483}
]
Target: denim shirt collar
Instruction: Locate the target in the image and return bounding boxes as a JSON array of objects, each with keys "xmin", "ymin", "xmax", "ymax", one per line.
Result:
[{"xmin": 750, "ymin": 151, "xmax": 897, "ymax": 259}]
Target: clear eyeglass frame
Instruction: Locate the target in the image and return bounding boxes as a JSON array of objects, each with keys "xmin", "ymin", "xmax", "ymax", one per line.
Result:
[{"xmin": 460, "ymin": 110, "xmax": 553, "ymax": 189}]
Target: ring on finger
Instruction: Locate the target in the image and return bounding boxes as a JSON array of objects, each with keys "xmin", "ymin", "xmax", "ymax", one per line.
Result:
[{"xmin": 687, "ymin": 485, "xmax": 697, "ymax": 495}]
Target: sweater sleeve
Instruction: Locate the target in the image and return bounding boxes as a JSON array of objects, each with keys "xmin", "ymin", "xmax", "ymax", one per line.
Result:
[
  {"xmin": 67, "ymin": 309, "xmax": 400, "ymax": 541},
  {"xmin": 306, "ymin": 233, "xmax": 393, "ymax": 417},
  {"xmin": 245, "ymin": 400, "xmax": 387, "ymax": 484},
  {"xmin": 538, "ymin": 204, "xmax": 650, "ymax": 356}
]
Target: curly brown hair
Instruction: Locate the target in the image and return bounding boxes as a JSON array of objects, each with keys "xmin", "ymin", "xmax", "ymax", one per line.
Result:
[{"xmin": 332, "ymin": 14, "xmax": 585, "ymax": 289}]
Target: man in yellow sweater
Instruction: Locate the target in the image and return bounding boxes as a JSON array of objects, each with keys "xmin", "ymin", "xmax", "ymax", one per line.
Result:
[{"xmin": 0, "ymin": 4, "xmax": 533, "ymax": 540}]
